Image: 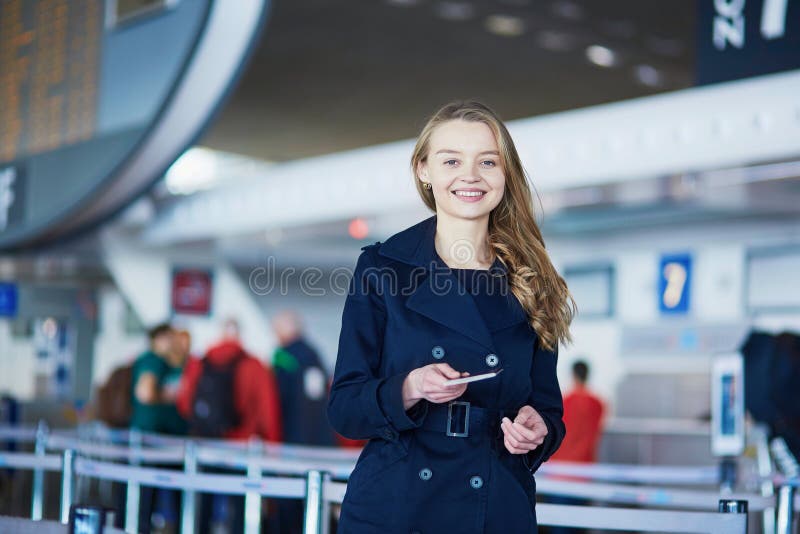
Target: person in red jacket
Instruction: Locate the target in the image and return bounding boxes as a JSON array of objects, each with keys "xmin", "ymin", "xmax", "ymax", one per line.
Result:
[
  {"xmin": 177, "ymin": 318, "xmax": 282, "ymax": 442},
  {"xmin": 544, "ymin": 360, "xmax": 605, "ymax": 534},
  {"xmin": 550, "ymin": 360, "xmax": 605, "ymax": 464},
  {"xmin": 176, "ymin": 318, "xmax": 283, "ymax": 534}
]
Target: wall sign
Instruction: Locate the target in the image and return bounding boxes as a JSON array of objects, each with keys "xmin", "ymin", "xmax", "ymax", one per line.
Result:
[
  {"xmin": 171, "ymin": 268, "xmax": 213, "ymax": 315},
  {"xmin": 659, "ymin": 253, "xmax": 692, "ymax": 315},
  {"xmin": 0, "ymin": 283, "xmax": 18, "ymax": 318},
  {"xmin": 697, "ymin": 0, "xmax": 800, "ymax": 85}
]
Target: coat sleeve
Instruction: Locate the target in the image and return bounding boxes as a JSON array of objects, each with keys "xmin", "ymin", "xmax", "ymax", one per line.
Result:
[
  {"xmin": 522, "ymin": 338, "xmax": 566, "ymax": 474},
  {"xmin": 327, "ymin": 245, "xmax": 427, "ymax": 442}
]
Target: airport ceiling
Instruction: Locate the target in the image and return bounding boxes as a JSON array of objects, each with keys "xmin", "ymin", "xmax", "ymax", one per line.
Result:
[{"xmin": 199, "ymin": 0, "xmax": 695, "ymax": 162}]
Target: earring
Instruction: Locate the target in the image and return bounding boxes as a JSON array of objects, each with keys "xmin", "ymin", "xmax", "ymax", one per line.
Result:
[{"xmin": 423, "ymin": 182, "xmax": 432, "ymax": 190}]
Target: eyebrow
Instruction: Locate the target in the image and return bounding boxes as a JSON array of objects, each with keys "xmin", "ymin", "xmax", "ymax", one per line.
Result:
[{"xmin": 434, "ymin": 149, "xmax": 500, "ymax": 156}]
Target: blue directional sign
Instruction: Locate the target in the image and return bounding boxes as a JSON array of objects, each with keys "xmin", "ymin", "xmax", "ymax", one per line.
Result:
[
  {"xmin": 659, "ymin": 253, "xmax": 692, "ymax": 315},
  {"xmin": 0, "ymin": 283, "xmax": 18, "ymax": 317}
]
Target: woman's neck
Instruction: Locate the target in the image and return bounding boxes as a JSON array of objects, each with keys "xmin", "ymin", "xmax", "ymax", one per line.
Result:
[{"xmin": 434, "ymin": 213, "xmax": 493, "ymax": 269}]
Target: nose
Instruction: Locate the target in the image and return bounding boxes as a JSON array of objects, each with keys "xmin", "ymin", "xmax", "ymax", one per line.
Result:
[{"xmin": 459, "ymin": 166, "xmax": 482, "ymax": 182}]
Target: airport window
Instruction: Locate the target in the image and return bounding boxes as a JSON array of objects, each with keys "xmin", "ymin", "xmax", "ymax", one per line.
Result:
[
  {"xmin": 746, "ymin": 247, "xmax": 800, "ymax": 312},
  {"xmin": 563, "ymin": 264, "xmax": 614, "ymax": 318}
]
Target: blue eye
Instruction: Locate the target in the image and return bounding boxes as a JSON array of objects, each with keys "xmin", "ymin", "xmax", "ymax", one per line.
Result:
[
  {"xmin": 444, "ymin": 160, "xmax": 457, "ymax": 166},
  {"xmin": 482, "ymin": 160, "xmax": 496, "ymax": 167}
]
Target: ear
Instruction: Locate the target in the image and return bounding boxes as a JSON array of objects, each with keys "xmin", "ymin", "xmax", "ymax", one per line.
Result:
[{"xmin": 416, "ymin": 160, "xmax": 429, "ymax": 181}]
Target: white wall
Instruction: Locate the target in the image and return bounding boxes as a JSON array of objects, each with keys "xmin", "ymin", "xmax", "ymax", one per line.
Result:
[{"xmin": 92, "ymin": 285, "xmax": 149, "ymax": 386}]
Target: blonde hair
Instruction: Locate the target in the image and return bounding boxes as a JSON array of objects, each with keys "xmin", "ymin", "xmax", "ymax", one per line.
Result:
[{"xmin": 410, "ymin": 100, "xmax": 576, "ymax": 351}]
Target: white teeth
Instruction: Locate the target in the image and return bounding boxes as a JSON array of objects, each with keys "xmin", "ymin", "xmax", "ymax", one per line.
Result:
[{"xmin": 454, "ymin": 190, "xmax": 484, "ymax": 197}]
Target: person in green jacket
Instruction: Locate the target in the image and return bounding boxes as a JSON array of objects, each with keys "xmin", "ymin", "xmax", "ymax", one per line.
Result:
[{"xmin": 130, "ymin": 323, "xmax": 175, "ymax": 433}]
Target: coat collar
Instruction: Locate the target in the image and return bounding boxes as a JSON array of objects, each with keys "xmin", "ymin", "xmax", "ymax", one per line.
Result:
[
  {"xmin": 377, "ymin": 214, "xmax": 507, "ymax": 274},
  {"xmin": 376, "ymin": 214, "xmax": 528, "ymax": 351}
]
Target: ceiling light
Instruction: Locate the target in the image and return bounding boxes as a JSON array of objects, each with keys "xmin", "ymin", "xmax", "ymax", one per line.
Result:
[
  {"xmin": 633, "ymin": 64, "xmax": 663, "ymax": 87},
  {"xmin": 551, "ymin": 1, "xmax": 584, "ymax": 20},
  {"xmin": 585, "ymin": 45, "xmax": 617, "ymax": 67},
  {"xmin": 436, "ymin": 2, "xmax": 475, "ymax": 21},
  {"xmin": 166, "ymin": 147, "xmax": 220, "ymax": 195},
  {"xmin": 485, "ymin": 14, "xmax": 525, "ymax": 37},
  {"xmin": 536, "ymin": 30, "xmax": 577, "ymax": 51},
  {"xmin": 349, "ymin": 218, "xmax": 369, "ymax": 240}
]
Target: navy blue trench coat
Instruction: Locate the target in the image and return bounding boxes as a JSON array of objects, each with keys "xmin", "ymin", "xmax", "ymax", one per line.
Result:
[{"xmin": 327, "ymin": 214, "xmax": 566, "ymax": 534}]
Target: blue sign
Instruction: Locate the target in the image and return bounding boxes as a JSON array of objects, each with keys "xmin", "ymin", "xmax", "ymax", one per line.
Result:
[
  {"xmin": 659, "ymin": 254, "xmax": 692, "ymax": 315},
  {"xmin": 696, "ymin": 0, "xmax": 800, "ymax": 85},
  {"xmin": 0, "ymin": 283, "xmax": 17, "ymax": 317}
]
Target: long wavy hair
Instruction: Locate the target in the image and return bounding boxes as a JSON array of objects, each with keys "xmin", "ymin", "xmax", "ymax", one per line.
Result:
[{"xmin": 410, "ymin": 100, "xmax": 576, "ymax": 352}]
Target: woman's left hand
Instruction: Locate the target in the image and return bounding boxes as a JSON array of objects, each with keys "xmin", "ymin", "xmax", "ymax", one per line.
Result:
[{"xmin": 500, "ymin": 405, "xmax": 547, "ymax": 455}]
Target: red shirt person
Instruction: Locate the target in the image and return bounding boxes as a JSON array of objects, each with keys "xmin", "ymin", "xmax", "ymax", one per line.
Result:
[
  {"xmin": 177, "ymin": 320, "xmax": 283, "ymax": 442},
  {"xmin": 550, "ymin": 360, "xmax": 605, "ymax": 463}
]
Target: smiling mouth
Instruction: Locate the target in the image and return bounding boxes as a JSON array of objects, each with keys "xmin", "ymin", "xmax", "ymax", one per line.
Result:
[{"xmin": 452, "ymin": 190, "xmax": 486, "ymax": 198}]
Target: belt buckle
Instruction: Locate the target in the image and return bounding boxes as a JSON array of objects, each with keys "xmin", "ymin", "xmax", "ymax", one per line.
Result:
[{"xmin": 446, "ymin": 401, "xmax": 470, "ymax": 438}]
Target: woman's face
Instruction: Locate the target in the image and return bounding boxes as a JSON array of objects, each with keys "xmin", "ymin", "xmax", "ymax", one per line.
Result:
[{"xmin": 418, "ymin": 119, "xmax": 505, "ymax": 221}]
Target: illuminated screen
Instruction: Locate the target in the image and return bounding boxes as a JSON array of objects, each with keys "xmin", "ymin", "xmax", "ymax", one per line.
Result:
[
  {"xmin": 0, "ymin": 0, "xmax": 102, "ymax": 162},
  {"xmin": 0, "ymin": 0, "xmax": 212, "ymax": 247}
]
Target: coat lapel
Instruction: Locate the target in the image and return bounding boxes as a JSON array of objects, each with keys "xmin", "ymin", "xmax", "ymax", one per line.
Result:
[{"xmin": 377, "ymin": 214, "xmax": 527, "ymax": 352}]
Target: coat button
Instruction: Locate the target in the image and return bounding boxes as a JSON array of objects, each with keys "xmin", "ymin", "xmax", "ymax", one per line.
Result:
[
  {"xmin": 431, "ymin": 346, "xmax": 445, "ymax": 359},
  {"xmin": 382, "ymin": 427, "xmax": 397, "ymax": 441},
  {"xmin": 418, "ymin": 468, "xmax": 432, "ymax": 481},
  {"xmin": 469, "ymin": 475, "xmax": 483, "ymax": 489},
  {"xmin": 485, "ymin": 354, "xmax": 499, "ymax": 367}
]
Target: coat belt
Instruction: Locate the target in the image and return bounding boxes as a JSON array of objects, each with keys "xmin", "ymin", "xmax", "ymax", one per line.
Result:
[{"xmin": 419, "ymin": 401, "xmax": 516, "ymax": 440}]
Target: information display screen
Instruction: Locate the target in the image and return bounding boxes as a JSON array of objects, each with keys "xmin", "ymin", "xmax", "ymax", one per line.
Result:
[
  {"xmin": 0, "ymin": 0, "xmax": 248, "ymax": 249},
  {"xmin": 0, "ymin": 0, "xmax": 102, "ymax": 162}
]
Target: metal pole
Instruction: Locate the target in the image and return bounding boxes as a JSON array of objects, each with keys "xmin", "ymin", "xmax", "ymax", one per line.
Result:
[
  {"xmin": 304, "ymin": 470, "xmax": 323, "ymax": 534},
  {"xmin": 181, "ymin": 441, "xmax": 198, "ymax": 534},
  {"xmin": 125, "ymin": 428, "xmax": 142, "ymax": 533},
  {"xmin": 60, "ymin": 449, "xmax": 75, "ymax": 524},
  {"xmin": 751, "ymin": 423, "xmax": 775, "ymax": 534},
  {"xmin": 320, "ymin": 472, "xmax": 331, "ymax": 534},
  {"xmin": 244, "ymin": 438, "xmax": 262, "ymax": 534},
  {"xmin": 30, "ymin": 420, "xmax": 47, "ymax": 520},
  {"xmin": 776, "ymin": 485, "xmax": 796, "ymax": 534},
  {"xmin": 718, "ymin": 499, "xmax": 748, "ymax": 534}
]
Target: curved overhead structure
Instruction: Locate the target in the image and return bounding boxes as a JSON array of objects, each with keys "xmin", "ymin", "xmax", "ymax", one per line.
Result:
[{"xmin": 0, "ymin": 0, "xmax": 269, "ymax": 250}]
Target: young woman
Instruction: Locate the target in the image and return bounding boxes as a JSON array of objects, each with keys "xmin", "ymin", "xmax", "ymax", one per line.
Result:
[{"xmin": 328, "ymin": 100, "xmax": 576, "ymax": 533}]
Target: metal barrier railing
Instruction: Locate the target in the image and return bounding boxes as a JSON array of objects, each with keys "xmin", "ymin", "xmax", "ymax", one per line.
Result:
[{"xmin": 2, "ymin": 424, "xmax": 799, "ymax": 533}]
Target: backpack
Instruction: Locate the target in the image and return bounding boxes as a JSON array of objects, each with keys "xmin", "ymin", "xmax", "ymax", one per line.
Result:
[
  {"xmin": 189, "ymin": 352, "xmax": 245, "ymax": 437},
  {"xmin": 742, "ymin": 330, "xmax": 800, "ymax": 459},
  {"xmin": 95, "ymin": 364, "xmax": 134, "ymax": 428}
]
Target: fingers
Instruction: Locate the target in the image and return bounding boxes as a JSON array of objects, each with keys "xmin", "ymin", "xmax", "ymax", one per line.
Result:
[
  {"xmin": 501, "ymin": 416, "xmax": 546, "ymax": 452},
  {"xmin": 514, "ymin": 405, "xmax": 536, "ymax": 425},
  {"xmin": 433, "ymin": 363, "xmax": 463, "ymax": 380},
  {"xmin": 500, "ymin": 418, "xmax": 536, "ymax": 451},
  {"xmin": 413, "ymin": 363, "xmax": 475, "ymax": 404},
  {"xmin": 502, "ymin": 417, "xmax": 537, "ymax": 442},
  {"xmin": 504, "ymin": 435, "xmax": 533, "ymax": 455},
  {"xmin": 427, "ymin": 384, "xmax": 467, "ymax": 403}
]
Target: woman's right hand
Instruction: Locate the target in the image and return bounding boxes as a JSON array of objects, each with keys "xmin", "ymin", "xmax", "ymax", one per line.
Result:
[{"xmin": 402, "ymin": 363, "xmax": 469, "ymax": 410}]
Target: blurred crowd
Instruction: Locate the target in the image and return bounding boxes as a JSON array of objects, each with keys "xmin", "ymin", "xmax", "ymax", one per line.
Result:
[{"xmin": 93, "ymin": 311, "xmax": 357, "ymax": 534}]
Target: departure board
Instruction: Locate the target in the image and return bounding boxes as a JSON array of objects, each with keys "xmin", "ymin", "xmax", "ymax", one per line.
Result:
[
  {"xmin": 0, "ymin": 0, "xmax": 102, "ymax": 162},
  {"xmin": 0, "ymin": 0, "xmax": 270, "ymax": 250}
]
